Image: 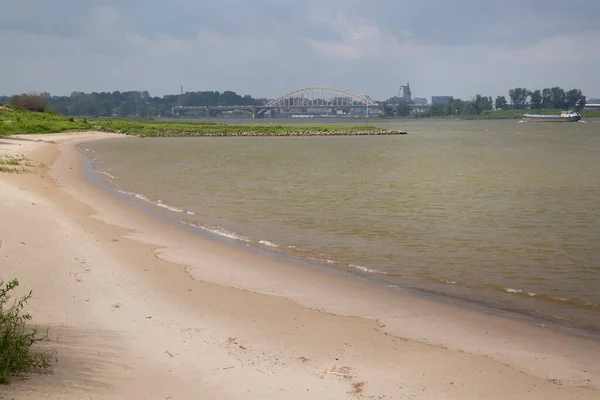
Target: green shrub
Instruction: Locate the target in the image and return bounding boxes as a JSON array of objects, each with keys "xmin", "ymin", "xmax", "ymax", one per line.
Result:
[
  {"xmin": 0, "ymin": 278, "xmax": 52, "ymax": 384},
  {"xmin": 11, "ymin": 94, "xmax": 47, "ymax": 113}
]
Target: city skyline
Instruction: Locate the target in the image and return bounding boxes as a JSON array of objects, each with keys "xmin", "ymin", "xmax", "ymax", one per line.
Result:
[{"xmin": 2, "ymin": 1, "xmax": 599, "ymax": 100}]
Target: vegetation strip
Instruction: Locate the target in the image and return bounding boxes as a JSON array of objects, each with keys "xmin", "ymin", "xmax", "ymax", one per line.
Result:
[
  {"xmin": 0, "ymin": 107, "xmax": 406, "ymax": 137},
  {"xmin": 1, "ymin": 87, "xmax": 593, "ymax": 119}
]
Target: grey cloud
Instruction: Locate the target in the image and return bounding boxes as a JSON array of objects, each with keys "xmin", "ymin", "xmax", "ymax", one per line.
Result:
[{"xmin": 1, "ymin": 0, "xmax": 599, "ymax": 100}]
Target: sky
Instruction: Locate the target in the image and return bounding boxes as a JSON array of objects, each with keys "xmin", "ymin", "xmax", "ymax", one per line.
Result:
[{"xmin": 1, "ymin": 0, "xmax": 599, "ymax": 101}]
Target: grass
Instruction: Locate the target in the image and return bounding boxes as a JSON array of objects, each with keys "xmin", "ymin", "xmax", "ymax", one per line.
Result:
[
  {"xmin": 0, "ymin": 154, "xmax": 38, "ymax": 173},
  {"xmin": 581, "ymin": 110, "xmax": 600, "ymax": 118},
  {"xmin": 0, "ymin": 277, "xmax": 53, "ymax": 384},
  {"xmin": 0, "ymin": 107, "xmax": 91, "ymax": 136},
  {"xmin": 1, "ymin": 106, "xmax": 384, "ymax": 137},
  {"xmin": 2, "ymin": 106, "xmax": 597, "ymax": 137}
]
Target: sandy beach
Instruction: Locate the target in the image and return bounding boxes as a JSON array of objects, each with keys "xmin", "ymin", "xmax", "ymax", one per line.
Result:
[{"xmin": 1, "ymin": 132, "xmax": 599, "ymax": 399}]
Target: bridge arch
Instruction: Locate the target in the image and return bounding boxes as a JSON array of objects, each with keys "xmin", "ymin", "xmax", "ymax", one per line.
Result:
[{"xmin": 257, "ymin": 86, "xmax": 380, "ymax": 115}]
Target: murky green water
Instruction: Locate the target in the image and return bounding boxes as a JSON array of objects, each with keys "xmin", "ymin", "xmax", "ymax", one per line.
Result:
[{"xmin": 83, "ymin": 118, "xmax": 600, "ymax": 332}]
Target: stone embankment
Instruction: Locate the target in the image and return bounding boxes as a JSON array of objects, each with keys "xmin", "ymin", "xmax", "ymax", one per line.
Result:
[{"xmin": 187, "ymin": 129, "xmax": 408, "ymax": 137}]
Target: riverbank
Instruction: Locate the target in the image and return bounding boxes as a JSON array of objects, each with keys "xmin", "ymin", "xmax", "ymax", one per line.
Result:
[
  {"xmin": 0, "ymin": 107, "xmax": 406, "ymax": 137},
  {"xmin": 1, "ymin": 132, "xmax": 599, "ymax": 399},
  {"xmin": 381, "ymin": 109, "xmax": 600, "ymax": 120}
]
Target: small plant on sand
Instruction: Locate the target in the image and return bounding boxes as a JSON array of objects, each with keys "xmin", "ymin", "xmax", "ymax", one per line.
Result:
[
  {"xmin": 0, "ymin": 154, "xmax": 37, "ymax": 173},
  {"xmin": 0, "ymin": 278, "xmax": 52, "ymax": 384}
]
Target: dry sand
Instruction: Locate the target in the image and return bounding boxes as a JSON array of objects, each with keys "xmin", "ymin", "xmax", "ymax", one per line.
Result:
[{"xmin": 0, "ymin": 132, "xmax": 599, "ymax": 399}]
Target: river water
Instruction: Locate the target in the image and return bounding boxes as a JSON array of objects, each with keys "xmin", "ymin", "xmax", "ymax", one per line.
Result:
[{"xmin": 82, "ymin": 118, "xmax": 600, "ymax": 333}]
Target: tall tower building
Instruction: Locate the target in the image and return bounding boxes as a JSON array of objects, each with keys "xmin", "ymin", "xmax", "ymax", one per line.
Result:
[{"xmin": 399, "ymin": 82, "xmax": 412, "ymax": 103}]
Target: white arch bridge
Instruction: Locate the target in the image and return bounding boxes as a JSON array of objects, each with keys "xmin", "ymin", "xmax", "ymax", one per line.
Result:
[
  {"xmin": 257, "ymin": 86, "xmax": 381, "ymax": 115},
  {"xmin": 172, "ymin": 86, "xmax": 383, "ymax": 117}
]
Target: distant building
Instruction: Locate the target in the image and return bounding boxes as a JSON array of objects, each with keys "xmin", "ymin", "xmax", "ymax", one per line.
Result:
[
  {"xmin": 413, "ymin": 97, "xmax": 427, "ymax": 105},
  {"xmin": 399, "ymin": 82, "xmax": 412, "ymax": 103},
  {"xmin": 583, "ymin": 101, "xmax": 600, "ymax": 111},
  {"xmin": 431, "ymin": 96, "xmax": 453, "ymax": 105}
]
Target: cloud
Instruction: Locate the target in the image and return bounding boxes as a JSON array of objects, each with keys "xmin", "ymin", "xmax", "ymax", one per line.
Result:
[
  {"xmin": 307, "ymin": 14, "xmax": 391, "ymax": 60},
  {"xmin": 1, "ymin": 0, "xmax": 599, "ymax": 100}
]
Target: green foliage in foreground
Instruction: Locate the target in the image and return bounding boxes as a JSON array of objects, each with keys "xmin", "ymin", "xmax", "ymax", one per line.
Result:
[
  {"xmin": 1, "ymin": 106, "xmax": 381, "ymax": 137},
  {"xmin": 0, "ymin": 278, "xmax": 52, "ymax": 384},
  {"xmin": 0, "ymin": 107, "xmax": 90, "ymax": 136},
  {"xmin": 3, "ymin": 106, "xmax": 599, "ymax": 137}
]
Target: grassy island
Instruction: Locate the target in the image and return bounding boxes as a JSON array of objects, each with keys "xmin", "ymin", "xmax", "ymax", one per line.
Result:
[{"xmin": 1, "ymin": 107, "xmax": 406, "ymax": 137}]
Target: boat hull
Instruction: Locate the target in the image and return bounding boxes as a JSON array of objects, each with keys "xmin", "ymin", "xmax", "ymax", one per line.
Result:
[{"xmin": 522, "ymin": 113, "xmax": 581, "ymax": 122}]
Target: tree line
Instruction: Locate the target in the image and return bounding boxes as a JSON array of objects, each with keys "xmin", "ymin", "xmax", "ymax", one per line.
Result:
[
  {"xmin": 0, "ymin": 90, "xmax": 266, "ymax": 117},
  {"xmin": 1, "ymin": 86, "xmax": 588, "ymax": 118},
  {"xmin": 392, "ymin": 95, "xmax": 494, "ymax": 117},
  {"xmin": 389, "ymin": 86, "xmax": 586, "ymax": 117},
  {"xmin": 504, "ymin": 87, "xmax": 585, "ymax": 110}
]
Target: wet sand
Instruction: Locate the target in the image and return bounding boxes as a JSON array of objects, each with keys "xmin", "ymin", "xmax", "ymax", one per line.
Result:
[{"xmin": 1, "ymin": 132, "xmax": 599, "ymax": 399}]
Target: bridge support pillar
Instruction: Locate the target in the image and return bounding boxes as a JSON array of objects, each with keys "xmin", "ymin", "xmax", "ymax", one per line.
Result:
[{"xmin": 206, "ymin": 106, "xmax": 210, "ymax": 118}]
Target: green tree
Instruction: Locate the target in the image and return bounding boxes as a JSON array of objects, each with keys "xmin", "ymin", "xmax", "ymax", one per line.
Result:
[
  {"xmin": 429, "ymin": 103, "xmax": 444, "ymax": 116},
  {"xmin": 530, "ymin": 90, "xmax": 542, "ymax": 109},
  {"xmin": 508, "ymin": 89, "xmax": 517, "ymax": 108},
  {"xmin": 471, "ymin": 95, "xmax": 493, "ymax": 114},
  {"xmin": 137, "ymin": 103, "xmax": 149, "ymax": 118},
  {"xmin": 576, "ymin": 95, "xmax": 586, "ymax": 111},
  {"xmin": 52, "ymin": 105, "xmax": 69, "ymax": 115},
  {"xmin": 449, "ymin": 98, "xmax": 465, "ymax": 115},
  {"xmin": 117, "ymin": 101, "xmax": 135, "ymax": 117},
  {"xmin": 508, "ymin": 88, "xmax": 530, "ymax": 109},
  {"xmin": 11, "ymin": 93, "xmax": 47, "ymax": 112},
  {"xmin": 96, "ymin": 101, "xmax": 112, "ymax": 117},
  {"xmin": 550, "ymin": 87, "xmax": 566, "ymax": 109},
  {"xmin": 541, "ymin": 88, "xmax": 552, "ymax": 109},
  {"xmin": 461, "ymin": 100, "xmax": 475, "ymax": 115},
  {"xmin": 565, "ymin": 89, "xmax": 585, "ymax": 110},
  {"xmin": 495, "ymin": 95, "xmax": 507, "ymax": 110}
]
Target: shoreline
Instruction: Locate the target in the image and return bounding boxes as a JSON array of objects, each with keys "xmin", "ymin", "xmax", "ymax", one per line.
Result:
[
  {"xmin": 1, "ymin": 132, "xmax": 599, "ymax": 398},
  {"xmin": 80, "ymin": 137, "xmax": 600, "ymax": 338},
  {"xmin": 81, "ymin": 141, "xmax": 600, "ymax": 340}
]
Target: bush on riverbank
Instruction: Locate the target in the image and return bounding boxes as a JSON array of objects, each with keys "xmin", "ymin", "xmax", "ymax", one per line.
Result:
[
  {"xmin": 0, "ymin": 278, "xmax": 52, "ymax": 384},
  {"xmin": 2, "ymin": 106, "xmax": 598, "ymax": 137},
  {"xmin": 10, "ymin": 94, "xmax": 48, "ymax": 113},
  {"xmin": 1, "ymin": 107, "xmax": 384, "ymax": 136},
  {"xmin": 0, "ymin": 106, "xmax": 90, "ymax": 136}
]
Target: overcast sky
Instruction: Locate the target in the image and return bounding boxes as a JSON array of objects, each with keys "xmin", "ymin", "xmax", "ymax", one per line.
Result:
[{"xmin": 1, "ymin": 0, "xmax": 599, "ymax": 101}]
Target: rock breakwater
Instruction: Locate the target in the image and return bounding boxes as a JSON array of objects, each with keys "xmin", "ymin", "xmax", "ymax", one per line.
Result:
[
  {"xmin": 132, "ymin": 129, "xmax": 408, "ymax": 137},
  {"xmin": 213, "ymin": 129, "xmax": 407, "ymax": 136}
]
